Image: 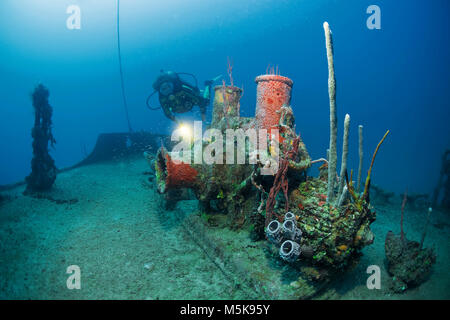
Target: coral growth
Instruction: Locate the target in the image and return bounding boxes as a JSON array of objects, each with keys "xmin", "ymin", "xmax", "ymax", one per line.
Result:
[
  {"xmin": 385, "ymin": 195, "xmax": 436, "ymax": 292},
  {"xmin": 149, "ymin": 22, "xmax": 391, "ymax": 285},
  {"xmin": 153, "ymin": 73, "xmax": 311, "ymax": 230},
  {"xmin": 212, "ymin": 85, "xmax": 243, "ymax": 129},
  {"xmin": 151, "ymin": 67, "xmax": 381, "ymax": 279},
  {"xmin": 279, "ymin": 178, "xmax": 375, "ymax": 270},
  {"xmin": 25, "ymin": 84, "xmax": 57, "ymax": 193},
  {"xmin": 385, "ymin": 231, "xmax": 436, "ymax": 293}
]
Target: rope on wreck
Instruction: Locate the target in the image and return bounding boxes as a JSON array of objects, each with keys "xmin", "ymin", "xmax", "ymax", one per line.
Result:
[{"xmin": 117, "ymin": 0, "xmax": 133, "ymax": 133}]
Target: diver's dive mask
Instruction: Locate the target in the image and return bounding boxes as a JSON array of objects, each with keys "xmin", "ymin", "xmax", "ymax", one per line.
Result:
[{"xmin": 159, "ymin": 81, "xmax": 174, "ymax": 96}]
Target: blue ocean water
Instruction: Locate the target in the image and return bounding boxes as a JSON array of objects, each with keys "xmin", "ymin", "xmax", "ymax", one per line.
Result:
[{"xmin": 0, "ymin": 0, "xmax": 449, "ymax": 194}]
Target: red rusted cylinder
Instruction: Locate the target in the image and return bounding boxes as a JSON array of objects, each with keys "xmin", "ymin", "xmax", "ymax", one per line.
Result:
[
  {"xmin": 155, "ymin": 147, "xmax": 199, "ymax": 193},
  {"xmin": 254, "ymin": 75, "xmax": 293, "ymax": 131}
]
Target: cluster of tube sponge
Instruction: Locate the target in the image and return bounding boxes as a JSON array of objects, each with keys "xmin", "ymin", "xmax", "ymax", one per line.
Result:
[{"xmin": 265, "ymin": 212, "xmax": 303, "ymax": 263}]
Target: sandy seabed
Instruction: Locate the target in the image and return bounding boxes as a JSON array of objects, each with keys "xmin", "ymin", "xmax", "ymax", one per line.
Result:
[{"xmin": 0, "ymin": 157, "xmax": 448, "ymax": 299}]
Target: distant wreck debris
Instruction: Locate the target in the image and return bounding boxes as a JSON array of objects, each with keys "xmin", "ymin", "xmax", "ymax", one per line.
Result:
[
  {"xmin": 432, "ymin": 149, "xmax": 450, "ymax": 211},
  {"xmin": 385, "ymin": 195, "xmax": 436, "ymax": 293},
  {"xmin": 25, "ymin": 84, "xmax": 57, "ymax": 193},
  {"xmin": 0, "ymin": 193, "xmax": 6, "ymax": 206},
  {"xmin": 402, "ymin": 192, "xmax": 430, "ymax": 209},
  {"xmin": 370, "ymin": 184, "xmax": 395, "ymax": 204},
  {"xmin": 78, "ymin": 131, "xmax": 171, "ymax": 167}
]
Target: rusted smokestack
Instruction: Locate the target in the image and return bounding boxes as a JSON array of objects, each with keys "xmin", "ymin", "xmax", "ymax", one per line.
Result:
[
  {"xmin": 254, "ymin": 75, "xmax": 293, "ymax": 131},
  {"xmin": 211, "ymin": 85, "xmax": 243, "ymax": 128}
]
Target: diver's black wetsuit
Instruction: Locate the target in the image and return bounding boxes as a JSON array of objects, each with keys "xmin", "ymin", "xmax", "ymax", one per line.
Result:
[{"xmin": 152, "ymin": 71, "xmax": 212, "ymax": 122}]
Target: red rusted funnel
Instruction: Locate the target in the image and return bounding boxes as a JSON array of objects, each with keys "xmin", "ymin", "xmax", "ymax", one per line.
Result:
[{"xmin": 155, "ymin": 147, "xmax": 199, "ymax": 193}]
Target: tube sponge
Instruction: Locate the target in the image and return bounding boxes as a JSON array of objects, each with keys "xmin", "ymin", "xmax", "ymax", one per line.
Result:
[
  {"xmin": 337, "ymin": 114, "xmax": 350, "ymax": 201},
  {"xmin": 357, "ymin": 125, "xmax": 364, "ymax": 192},
  {"xmin": 324, "ymin": 21, "xmax": 338, "ymax": 203}
]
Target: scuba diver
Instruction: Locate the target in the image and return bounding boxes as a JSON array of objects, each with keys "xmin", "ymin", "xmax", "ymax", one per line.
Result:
[{"xmin": 147, "ymin": 70, "xmax": 220, "ymax": 122}]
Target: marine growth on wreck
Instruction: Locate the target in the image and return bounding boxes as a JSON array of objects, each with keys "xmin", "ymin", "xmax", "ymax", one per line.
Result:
[{"xmin": 152, "ymin": 22, "xmax": 390, "ymax": 284}]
